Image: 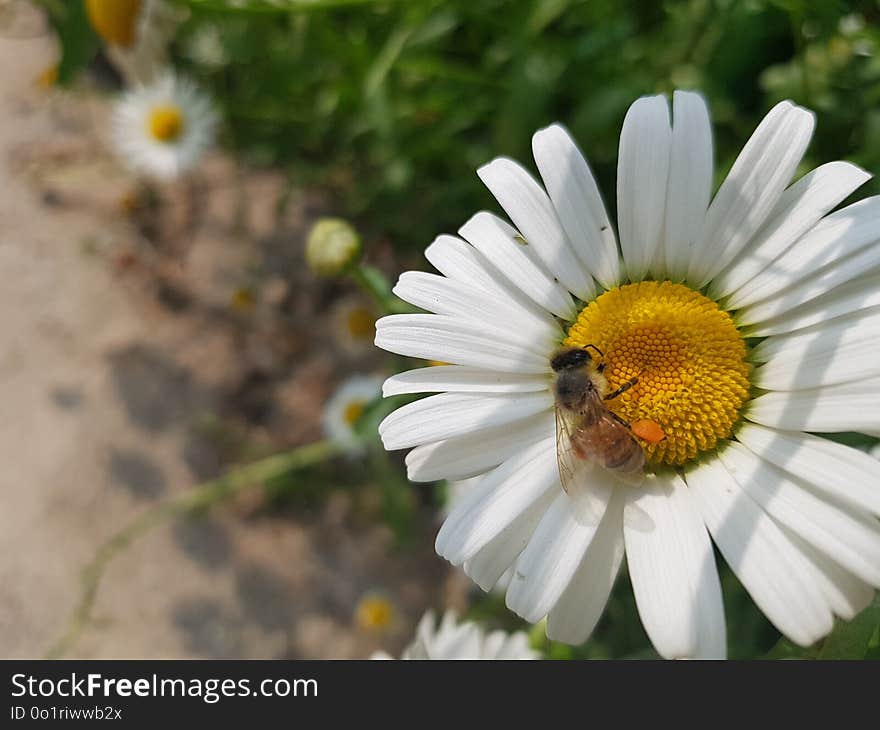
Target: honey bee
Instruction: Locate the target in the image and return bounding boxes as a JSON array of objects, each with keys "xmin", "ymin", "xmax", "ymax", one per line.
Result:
[{"xmin": 551, "ymin": 345, "xmax": 665, "ymax": 499}]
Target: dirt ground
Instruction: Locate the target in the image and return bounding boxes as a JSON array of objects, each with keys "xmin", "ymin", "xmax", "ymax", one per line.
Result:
[{"xmin": 0, "ymin": 9, "xmax": 453, "ymax": 659}]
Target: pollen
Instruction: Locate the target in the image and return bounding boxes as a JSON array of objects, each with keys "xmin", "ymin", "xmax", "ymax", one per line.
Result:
[
  {"xmin": 147, "ymin": 105, "xmax": 185, "ymax": 143},
  {"xmin": 564, "ymin": 281, "xmax": 750, "ymax": 466},
  {"xmin": 85, "ymin": 0, "xmax": 142, "ymax": 48}
]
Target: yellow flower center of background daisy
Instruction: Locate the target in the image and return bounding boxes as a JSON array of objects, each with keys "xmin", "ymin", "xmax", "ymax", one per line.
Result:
[
  {"xmin": 343, "ymin": 401, "xmax": 366, "ymax": 426},
  {"xmin": 355, "ymin": 595, "xmax": 394, "ymax": 631},
  {"xmin": 346, "ymin": 306, "xmax": 376, "ymax": 339},
  {"xmin": 85, "ymin": 0, "xmax": 142, "ymax": 48},
  {"xmin": 564, "ymin": 281, "xmax": 749, "ymax": 466},
  {"xmin": 148, "ymin": 106, "xmax": 185, "ymax": 143}
]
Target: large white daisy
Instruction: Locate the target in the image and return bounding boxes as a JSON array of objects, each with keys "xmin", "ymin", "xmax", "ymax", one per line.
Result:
[
  {"xmin": 372, "ymin": 610, "xmax": 538, "ymax": 660},
  {"xmin": 375, "ymin": 90, "xmax": 880, "ymax": 659},
  {"xmin": 112, "ymin": 73, "xmax": 217, "ymax": 180}
]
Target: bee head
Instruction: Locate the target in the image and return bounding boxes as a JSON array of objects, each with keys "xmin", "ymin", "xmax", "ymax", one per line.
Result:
[{"xmin": 550, "ymin": 346, "xmax": 593, "ymax": 372}]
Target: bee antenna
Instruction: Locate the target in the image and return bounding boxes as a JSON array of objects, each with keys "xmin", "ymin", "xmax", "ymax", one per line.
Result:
[{"xmin": 583, "ymin": 344, "xmax": 604, "ymax": 359}]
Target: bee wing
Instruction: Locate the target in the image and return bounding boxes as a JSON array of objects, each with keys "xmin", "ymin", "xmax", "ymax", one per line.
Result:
[
  {"xmin": 555, "ymin": 406, "xmax": 588, "ymax": 495},
  {"xmin": 555, "ymin": 407, "xmax": 612, "ymax": 526}
]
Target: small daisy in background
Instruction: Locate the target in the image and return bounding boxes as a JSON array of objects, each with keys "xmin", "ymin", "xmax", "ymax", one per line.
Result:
[
  {"xmin": 371, "ymin": 610, "xmax": 538, "ymax": 660},
  {"xmin": 323, "ymin": 375, "xmax": 384, "ymax": 456},
  {"xmin": 332, "ymin": 296, "xmax": 378, "ymax": 355},
  {"xmin": 354, "ymin": 592, "xmax": 397, "ymax": 634},
  {"xmin": 112, "ymin": 73, "xmax": 217, "ymax": 180},
  {"xmin": 376, "ymin": 90, "xmax": 880, "ymax": 659},
  {"xmin": 85, "ymin": 0, "xmax": 183, "ymax": 84}
]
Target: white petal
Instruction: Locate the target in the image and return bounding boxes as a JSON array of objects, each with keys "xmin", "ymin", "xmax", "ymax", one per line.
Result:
[
  {"xmin": 532, "ymin": 124, "xmax": 620, "ymax": 288},
  {"xmin": 383, "ymin": 366, "xmax": 550, "ymax": 397},
  {"xmin": 735, "ymin": 423, "xmax": 880, "ymax": 517},
  {"xmin": 710, "ymin": 161, "xmax": 871, "ymax": 300},
  {"xmin": 742, "ymin": 275, "xmax": 880, "ymax": 337},
  {"xmin": 477, "ymin": 157, "xmax": 595, "ymax": 300},
  {"xmin": 616, "ymin": 94, "xmax": 672, "ymax": 282},
  {"xmin": 746, "ymin": 377, "xmax": 880, "ymax": 436},
  {"xmin": 546, "ymin": 491, "xmax": 626, "ymax": 645},
  {"xmin": 379, "ymin": 391, "xmax": 553, "ymax": 450},
  {"xmin": 436, "ymin": 436, "xmax": 559, "ymax": 565},
  {"xmin": 392, "ymin": 271, "xmax": 560, "ymax": 344},
  {"xmin": 688, "ymin": 101, "xmax": 815, "ymax": 287},
  {"xmin": 663, "ymin": 90, "xmax": 713, "ymax": 282},
  {"xmin": 623, "ymin": 473, "xmax": 726, "ymax": 659},
  {"xmin": 425, "ymin": 234, "xmax": 568, "ymax": 327},
  {"xmin": 732, "ymin": 196, "xmax": 880, "ymax": 321},
  {"xmin": 458, "ymin": 212, "xmax": 576, "ymax": 320},
  {"xmin": 717, "ymin": 442, "xmax": 880, "ymax": 586},
  {"xmin": 781, "ymin": 527, "xmax": 875, "ymax": 621},
  {"xmin": 685, "ymin": 458, "xmax": 833, "ymax": 647},
  {"xmin": 375, "ymin": 314, "xmax": 550, "ymax": 374},
  {"xmin": 750, "ymin": 308, "xmax": 880, "ymax": 390},
  {"xmin": 405, "ymin": 411, "xmax": 554, "ymax": 483},
  {"xmin": 463, "ymin": 488, "xmax": 556, "ymax": 592},
  {"xmin": 506, "ymin": 492, "xmax": 609, "ymax": 623}
]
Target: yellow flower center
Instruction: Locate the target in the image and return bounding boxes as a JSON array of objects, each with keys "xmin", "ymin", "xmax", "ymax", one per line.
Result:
[
  {"xmin": 355, "ymin": 595, "xmax": 394, "ymax": 631},
  {"xmin": 564, "ymin": 281, "xmax": 749, "ymax": 466},
  {"xmin": 343, "ymin": 400, "xmax": 366, "ymax": 426},
  {"xmin": 346, "ymin": 306, "xmax": 376, "ymax": 339},
  {"xmin": 85, "ymin": 0, "xmax": 142, "ymax": 48},
  {"xmin": 147, "ymin": 105, "xmax": 185, "ymax": 143}
]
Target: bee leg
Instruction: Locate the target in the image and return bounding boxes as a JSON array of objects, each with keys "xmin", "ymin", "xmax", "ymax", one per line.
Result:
[
  {"xmin": 604, "ymin": 377, "xmax": 639, "ymax": 401},
  {"xmin": 609, "ymin": 411, "xmax": 631, "ymax": 428}
]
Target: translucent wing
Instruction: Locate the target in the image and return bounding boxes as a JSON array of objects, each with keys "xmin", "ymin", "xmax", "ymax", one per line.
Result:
[
  {"xmin": 555, "ymin": 405, "xmax": 587, "ymax": 496},
  {"xmin": 555, "ymin": 406, "xmax": 611, "ymax": 526}
]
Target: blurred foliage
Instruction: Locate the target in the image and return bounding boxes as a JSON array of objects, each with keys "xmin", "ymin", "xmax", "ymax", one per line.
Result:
[{"xmin": 45, "ymin": 0, "xmax": 880, "ymax": 257}]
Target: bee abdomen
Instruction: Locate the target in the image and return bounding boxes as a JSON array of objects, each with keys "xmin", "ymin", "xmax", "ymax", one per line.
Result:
[{"xmin": 604, "ymin": 434, "xmax": 645, "ymax": 473}]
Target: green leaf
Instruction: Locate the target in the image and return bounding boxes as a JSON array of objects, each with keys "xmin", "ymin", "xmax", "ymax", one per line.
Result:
[
  {"xmin": 45, "ymin": 0, "xmax": 100, "ymax": 85},
  {"xmin": 818, "ymin": 596, "xmax": 880, "ymax": 660}
]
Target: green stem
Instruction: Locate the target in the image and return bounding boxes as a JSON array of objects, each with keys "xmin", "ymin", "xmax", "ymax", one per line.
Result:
[
  {"xmin": 45, "ymin": 440, "xmax": 340, "ymax": 659},
  {"xmin": 350, "ymin": 263, "xmax": 412, "ymax": 315}
]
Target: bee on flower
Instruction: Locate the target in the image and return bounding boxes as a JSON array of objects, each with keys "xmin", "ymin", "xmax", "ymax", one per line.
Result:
[{"xmin": 376, "ymin": 90, "xmax": 880, "ymax": 659}]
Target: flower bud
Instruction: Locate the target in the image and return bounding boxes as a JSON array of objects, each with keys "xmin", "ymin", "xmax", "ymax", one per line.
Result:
[{"xmin": 305, "ymin": 218, "xmax": 362, "ymax": 277}]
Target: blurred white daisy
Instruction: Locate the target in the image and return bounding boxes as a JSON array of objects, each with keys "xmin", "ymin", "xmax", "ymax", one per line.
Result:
[
  {"xmin": 323, "ymin": 375, "xmax": 383, "ymax": 454},
  {"xmin": 354, "ymin": 592, "xmax": 396, "ymax": 633},
  {"xmin": 376, "ymin": 90, "xmax": 880, "ymax": 659},
  {"xmin": 85, "ymin": 0, "xmax": 183, "ymax": 84},
  {"xmin": 372, "ymin": 610, "xmax": 538, "ymax": 660},
  {"xmin": 112, "ymin": 74, "xmax": 217, "ymax": 180}
]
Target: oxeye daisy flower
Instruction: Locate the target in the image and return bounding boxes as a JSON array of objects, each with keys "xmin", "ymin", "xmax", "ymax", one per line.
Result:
[
  {"xmin": 112, "ymin": 74, "xmax": 217, "ymax": 180},
  {"xmin": 323, "ymin": 375, "xmax": 383, "ymax": 455},
  {"xmin": 371, "ymin": 611, "xmax": 538, "ymax": 660},
  {"xmin": 355, "ymin": 592, "xmax": 396, "ymax": 633},
  {"xmin": 85, "ymin": 0, "xmax": 182, "ymax": 84},
  {"xmin": 375, "ymin": 90, "xmax": 880, "ymax": 659}
]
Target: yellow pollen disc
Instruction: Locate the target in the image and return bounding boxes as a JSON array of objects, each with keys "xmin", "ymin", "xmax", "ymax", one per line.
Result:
[
  {"xmin": 355, "ymin": 595, "xmax": 394, "ymax": 631},
  {"xmin": 343, "ymin": 400, "xmax": 366, "ymax": 426},
  {"xmin": 147, "ymin": 106, "xmax": 185, "ymax": 143},
  {"xmin": 564, "ymin": 281, "xmax": 750, "ymax": 467},
  {"xmin": 346, "ymin": 306, "xmax": 376, "ymax": 339},
  {"xmin": 85, "ymin": 0, "xmax": 143, "ymax": 48}
]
